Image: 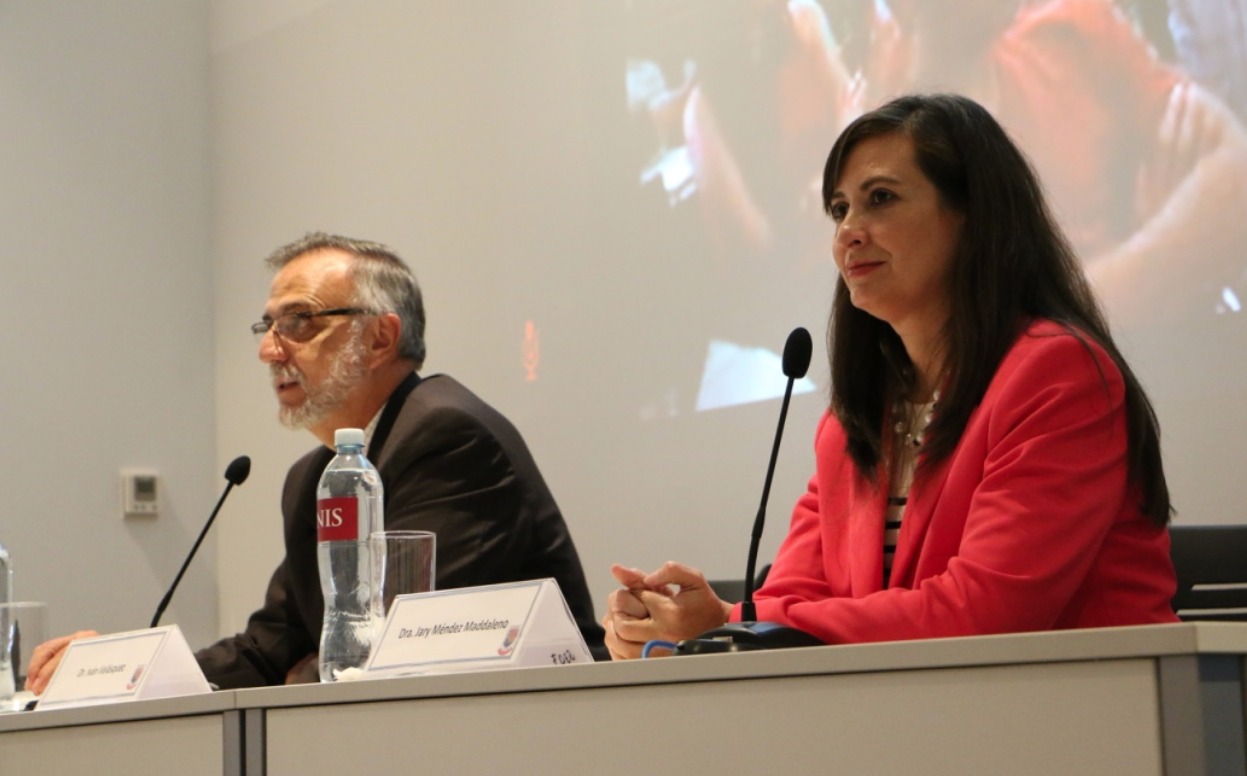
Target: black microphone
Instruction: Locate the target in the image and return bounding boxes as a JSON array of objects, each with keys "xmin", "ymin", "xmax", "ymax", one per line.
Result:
[
  {"xmin": 674, "ymin": 329, "xmax": 823, "ymax": 654},
  {"xmin": 150, "ymin": 455, "xmax": 251, "ymax": 628}
]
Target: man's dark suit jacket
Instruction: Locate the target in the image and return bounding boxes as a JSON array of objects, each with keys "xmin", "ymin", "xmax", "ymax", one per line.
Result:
[{"xmin": 196, "ymin": 372, "xmax": 605, "ymax": 688}]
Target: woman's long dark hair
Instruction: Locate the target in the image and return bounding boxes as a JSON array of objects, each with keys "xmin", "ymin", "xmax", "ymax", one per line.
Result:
[{"xmin": 821, "ymin": 94, "xmax": 1170, "ymax": 525}]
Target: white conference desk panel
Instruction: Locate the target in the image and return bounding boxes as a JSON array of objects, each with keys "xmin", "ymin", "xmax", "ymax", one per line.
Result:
[
  {"xmin": 0, "ymin": 691, "xmax": 238, "ymax": 776},
  {"xmin": 237, "ymin": 623, "xmax": 1247, "ymax": 776}
]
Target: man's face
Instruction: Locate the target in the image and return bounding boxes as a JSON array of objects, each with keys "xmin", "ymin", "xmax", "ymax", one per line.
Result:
[{"xmin": 257, "ymin": 249, "xmax": 371, "ymax": 434}]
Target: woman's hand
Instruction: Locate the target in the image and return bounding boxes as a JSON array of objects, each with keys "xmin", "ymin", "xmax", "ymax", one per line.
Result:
[{"xmin": 602, "ymin": 562, "xmax": 733, "ymax": 660}]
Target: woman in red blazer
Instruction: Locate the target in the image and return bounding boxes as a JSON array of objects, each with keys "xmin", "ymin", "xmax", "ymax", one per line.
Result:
[{"xmin": 604, "ymin": 93, "xmax": 1178, "ymax": 658}]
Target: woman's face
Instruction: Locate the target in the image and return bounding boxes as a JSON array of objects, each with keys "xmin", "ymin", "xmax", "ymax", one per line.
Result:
[{"xmin": 827, "ymin": 132, "xmax": 965, "ymax": 335}]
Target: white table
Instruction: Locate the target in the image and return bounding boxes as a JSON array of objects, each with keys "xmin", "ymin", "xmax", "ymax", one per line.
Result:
[
  {"xmin": 0, "ymin": 691, "xmax": 240, "ymax": 775},
  {"xmin": 4, "ymin": 623, "xmax": 1244, "ymax": 775},
  {"xmin": 238, "ymin": 623, "xmax": 1247, "ymax": 776}
]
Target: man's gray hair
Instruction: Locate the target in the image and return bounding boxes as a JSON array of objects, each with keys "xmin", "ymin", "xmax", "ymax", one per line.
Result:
[{"xmin": 266, "ymin": 232, "xmax": 427, "ymax": 366}]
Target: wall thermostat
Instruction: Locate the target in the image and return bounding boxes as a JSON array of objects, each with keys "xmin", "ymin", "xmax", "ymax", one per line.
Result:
[{"xmin": 122, "ymin": 470, "xmax": 159, "ymax": 517}]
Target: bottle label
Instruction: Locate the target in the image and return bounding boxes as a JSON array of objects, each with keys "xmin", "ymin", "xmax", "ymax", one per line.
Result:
[{"xmin": 316, "ymin": 497, "xmax": 360, "ymax": 542}]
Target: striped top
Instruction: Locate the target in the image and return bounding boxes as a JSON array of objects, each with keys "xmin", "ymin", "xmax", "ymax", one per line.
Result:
[{"xmin": 884, "ymin": 398, "xmax": 935, "ymax": 586}]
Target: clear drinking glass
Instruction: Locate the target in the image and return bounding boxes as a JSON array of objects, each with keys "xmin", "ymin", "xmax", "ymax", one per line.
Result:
[
  {"xmin": 1, "ymin": 601, "xmax": 47, "ymax": 708},
  {"xmin": 369, "ymin": 530, "xmax": 435, "ymax": 624}
]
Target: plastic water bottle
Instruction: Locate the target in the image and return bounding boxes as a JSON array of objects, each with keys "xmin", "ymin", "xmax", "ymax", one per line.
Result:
[
  {"xmin": 0, "ymin": 537, "xmax": 11, "ymax": 609},
  {"xmin": 316, "ymin": 428, "xmax": 384, "ymax": 682},
  {"xmin": 0, "ymin": 538, "xmax": 13, "ymax": 701}
]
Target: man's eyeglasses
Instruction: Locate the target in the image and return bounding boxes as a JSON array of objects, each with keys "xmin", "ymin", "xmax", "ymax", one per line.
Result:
[{"xmin": 251, "ymin": 307, "xmax": 372, "ymax": 343}]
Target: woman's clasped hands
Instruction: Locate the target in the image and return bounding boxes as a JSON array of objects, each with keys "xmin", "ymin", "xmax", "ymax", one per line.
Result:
[{"xmin": 602, "ymin": 561, "xmax": 734, "ymax": 660}]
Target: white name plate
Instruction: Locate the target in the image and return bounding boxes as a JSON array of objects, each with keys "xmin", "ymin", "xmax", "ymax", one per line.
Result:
[
  {"xmin": 366, "ymin": 578, "xmax": 591, "ymax": 677},
  {"xmin": 36, "ymin": 625, "xmax": 211, "ymax": 710}
]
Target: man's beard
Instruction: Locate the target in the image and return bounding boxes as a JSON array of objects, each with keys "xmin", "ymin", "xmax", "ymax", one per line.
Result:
[{"xmin": 271, "ymin": 334, "xmax": 370, "ymax": 431}]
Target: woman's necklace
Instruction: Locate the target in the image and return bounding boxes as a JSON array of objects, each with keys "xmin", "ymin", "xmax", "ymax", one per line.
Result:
[{"xmin": 893, "ymin": 391, "xmax": 939, "ymax": 450}]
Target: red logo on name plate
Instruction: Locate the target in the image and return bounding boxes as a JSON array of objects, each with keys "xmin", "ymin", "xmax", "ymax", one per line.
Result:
[{"xmin": 317, "ymin": 497, "xmax": 360, "ymax": 541}]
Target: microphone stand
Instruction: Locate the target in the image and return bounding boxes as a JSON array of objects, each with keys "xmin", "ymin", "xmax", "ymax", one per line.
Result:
[
  {"xmin": 741, "ymin": 376, "xmax": 794, "ymax": 623},
  {"xmin": 150, "ymin": 456, "xmax": 250, "ymax": 628},
  {"xmin": 674, "ymin": 328, "xmax": 822, "ymax": 654}
]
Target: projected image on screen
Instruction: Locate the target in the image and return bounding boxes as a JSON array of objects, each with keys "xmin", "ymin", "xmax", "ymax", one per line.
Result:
[{"xmin": 622, "ymin": 0, "xmax": 1247, "ymax": 417}]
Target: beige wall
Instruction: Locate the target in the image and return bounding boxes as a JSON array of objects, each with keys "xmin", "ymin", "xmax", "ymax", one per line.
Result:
[{"xmin": 0, "ymin": 0, "xmax": 216, "ymax": 645}]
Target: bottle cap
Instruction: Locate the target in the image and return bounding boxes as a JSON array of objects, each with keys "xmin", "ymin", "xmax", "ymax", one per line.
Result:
[{"xmin": 334, "ymin": 428, "xmax": 366, "ymax": 448}]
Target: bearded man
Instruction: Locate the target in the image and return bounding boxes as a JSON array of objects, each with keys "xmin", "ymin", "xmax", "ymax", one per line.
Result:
[{"xmin": 26, "ymin": 233, "xmax": 605, "ymax": 692}]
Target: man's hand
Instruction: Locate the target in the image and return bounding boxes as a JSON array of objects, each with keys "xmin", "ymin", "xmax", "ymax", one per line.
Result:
[
  {"xmin": 285, "ymin": 652, "xmax": 320, "ymax": 684},
  {"xmin": 25, "ymin": 630, "xmax": 100, "ymax": 695}
]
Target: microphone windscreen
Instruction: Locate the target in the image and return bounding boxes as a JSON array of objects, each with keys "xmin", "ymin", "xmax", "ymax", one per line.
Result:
[
  {"xmin": 224, "ymin": 455, "xmax": 252, "ymax": 486},
  {"xmin": 782, "ymin": 327, "xmax": 813, "ymax": 379}
]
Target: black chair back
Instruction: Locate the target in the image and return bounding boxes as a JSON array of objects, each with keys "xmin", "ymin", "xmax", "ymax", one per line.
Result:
[
  {"xmin": 1169, "ymin": 525, "xmax": 1247, "ymax": 622},
  {"xmin": 707, "ymin": 564, "xmax": 772, "ymax": 604}
]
